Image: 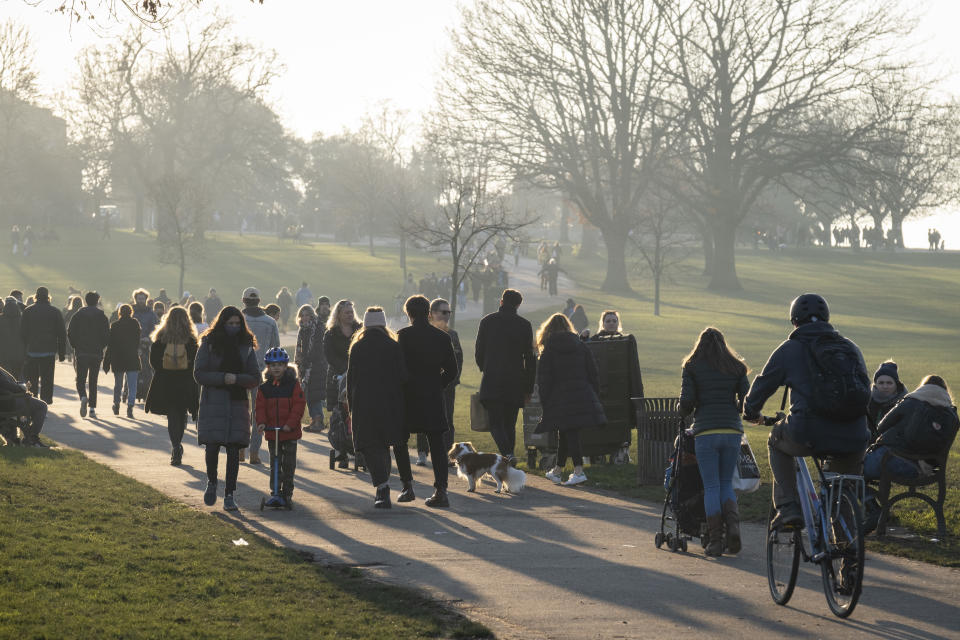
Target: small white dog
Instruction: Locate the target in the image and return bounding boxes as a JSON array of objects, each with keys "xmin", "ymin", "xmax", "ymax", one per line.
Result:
[{"xmin": 448, "ymin": 442, "xmax": 526, "ymax": 494}]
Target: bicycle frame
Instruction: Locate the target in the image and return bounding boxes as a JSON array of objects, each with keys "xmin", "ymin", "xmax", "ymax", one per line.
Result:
[{"xmin": 794, "ymin": 457, "xmax": 865, "ymax": 562}]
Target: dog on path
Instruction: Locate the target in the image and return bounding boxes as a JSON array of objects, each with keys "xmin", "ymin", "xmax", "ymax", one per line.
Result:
[{"xmin": 448, "ymin": 442, "xmax": 526, "ymax": 494}]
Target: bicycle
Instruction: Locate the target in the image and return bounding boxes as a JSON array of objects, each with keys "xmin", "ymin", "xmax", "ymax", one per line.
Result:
[{"xmin": 761, "ymin": 413, "xmax": 866, "ymax": 618}]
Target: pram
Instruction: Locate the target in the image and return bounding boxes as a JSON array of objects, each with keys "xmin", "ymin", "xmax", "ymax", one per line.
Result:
[
  {"xmin": 327, "ymin": 374, "xmax": 366, "ymax": 472},
  {"xmin": 655, "ymin": 426, "xmax": 706, "ymax": 552}
]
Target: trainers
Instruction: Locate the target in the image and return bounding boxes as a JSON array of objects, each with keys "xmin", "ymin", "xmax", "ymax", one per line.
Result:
[
  {"xmin": 88, "ymin": 408, "xmax": 97, "ymax": 419},
  {"xmin": 223, "ymin": 493, "xmax": 238, "ymax": 511},
  {"xmin": 203, "ymin": 480, "xmax": 218, "ymax": 506},
  {"xmin": 771, "ymin": 502, "xmax": 802, "ymax": 529},
  {"xmin": 545, "ymin": 468, "xmax": 563, "ymax": 484},
  {"xmin": 563, "ymin": 471, "xmax": 588, "ymax": 486},
  {"xmin": 112, "ymin": 403, "xmax": 120, "ymax": 416},
  {"xmin": 80, "ymin": 397, "xmax": 88, "ymax": 418},
  {"xmin": 415, "ymin": 452, "xmax": 427, "ymax": 466},
  {"xmin": 126, "ymin": 405, "xmax": 134, "ymax": 419}
]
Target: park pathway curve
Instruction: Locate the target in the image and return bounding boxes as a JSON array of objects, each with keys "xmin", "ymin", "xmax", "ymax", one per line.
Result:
[{"xmin": 39, "ymin": 364, "xmax": 960, "ymax": 640}]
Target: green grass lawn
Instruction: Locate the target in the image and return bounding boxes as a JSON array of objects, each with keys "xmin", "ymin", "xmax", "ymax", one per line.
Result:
[
  {"xmin": 0, "ymin": 444, "xmax": 492, "ymax": 639},
  {"xmin": 4, "ymin": 228, "xmax": 960, "ymax": 565}
]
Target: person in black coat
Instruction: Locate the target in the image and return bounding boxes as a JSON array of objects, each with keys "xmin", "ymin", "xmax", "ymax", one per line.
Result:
[
  {"xmin": 146, "ymin": 307, "xmax": 200, "ymax": 465},
  {"xmin": 0, "ymin": 297, "xmax": 25, "ymax": 380},
  {"xmin": 867, "ymin": 360, "xmax": 907, "ymax": 439},
  {"xmin": 536, "ymin": 313, "xmax": 606, "ymax": 487},
  {"xmin": 475, "ymin": 289, "xmax": 536, "ymax": 460},
  {"xmin": 20, "ymin": 287, "xmax": 66, "ymax": 404},
  {"xmin": 347, "ymin": 308, "xmax": 410, "ymax": 508},
  {"xmin": 398, "ymin": 295, "xmax": 458, "ymax": 508},
  {"xmin": 103, "ymin": 304, "xmax": 142, "ymax": 417},
  {"xmin": 67, "ymin": 291, "xmax": 110, "ymax": 418}
]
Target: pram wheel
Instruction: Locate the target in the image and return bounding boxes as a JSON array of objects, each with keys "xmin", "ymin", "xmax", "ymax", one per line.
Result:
[
  {"xmin": 680, "ymin": 539, "xmax": 688, "ymax": 552},
  {"xmin": 655, "ymin": 532, "xmax": 664, "ymax": 549},
  {"xmin": 527, "ymin": 449, "xmax": 537, "ymax": 469},
  {"xmin": 329, "ymin": 450, "xmax": 336, "ymax": 470}
]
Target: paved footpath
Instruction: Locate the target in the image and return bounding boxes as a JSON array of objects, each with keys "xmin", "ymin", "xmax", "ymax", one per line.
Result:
[{"xmin": 39, "ymin": 365, "xmax": 960, "ymax": 640}]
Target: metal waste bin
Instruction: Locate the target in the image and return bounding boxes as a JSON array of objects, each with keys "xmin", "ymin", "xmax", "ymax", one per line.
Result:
[
  {"xmin": 635, "ymin": 397, "xmax": 689, "ymax": 485},
  {"xmin": 522, "ymin": 387, "xmax": 557, "ymax": 469}
]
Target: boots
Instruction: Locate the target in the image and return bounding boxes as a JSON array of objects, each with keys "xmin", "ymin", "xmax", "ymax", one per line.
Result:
[
  {"xmin": 397, "ymin": 481, "xmax": 416, "ymax": 503},
  {"xmin": 374, "ymin": 485, "xmax": 391, "ymax": 509},
  {"xmin": 170, "ymin": 444, "xmax": 183, "ymax": 466},
  {"xmin": 425, "ymin": 488, "xmax": 449, "ymax": 508},
  {"xmin": 705, "ymin": 514, "xmax": 724, "ymax": 556},
  {"xmin": 722, "ymin": 499, "xmax": 741, "ymax": 554}
]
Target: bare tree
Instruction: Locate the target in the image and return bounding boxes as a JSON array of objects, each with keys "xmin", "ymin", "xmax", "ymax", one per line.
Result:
[
  {"xmin": 631, "ymin": 187, "xmax": 695, "ymax": 316},
  {"xmin": 444, "ymin": 0, "xmax": 667, "ymax": 293},
  {"xmin": 405, "ymin": 117, "xmax": 536, "ymax": 327},
  {"xmin": 657, "ymin": 0, "xmax": 915, "ymax": 289}
]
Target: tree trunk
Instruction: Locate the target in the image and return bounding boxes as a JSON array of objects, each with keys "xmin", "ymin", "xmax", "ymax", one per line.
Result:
[
  {"xmin": 700, "ymin": 223, "xmax": 714, "ymax": 275},
  {"xmin": 891, "ymin": 214, "xmax": 905, "ymax": 248},
  {"xmin": 599, "ymin": 227, "xmax": 632, "ymax": 293},
  {"xmin": 135, "ymin": 193, "xmax": 145, "ymax": 233},
  {"xmin": 449, "ymin": 265, "xmax": 460, "ymax": 330},
  {"xmin": 399, "ymin": 231, "xmax": 407, "ymax": 283},
  {"xmin": 653, "ymin": 270, "xmax": 661, "ymax": 316},
  {"xmin": 368, "ymin": 226, "xmax": 376, "ymax": 257},
  {"xmin": 707, "ymin": 220, "xmax": 742, "ymax": 290},
  {"xmin": 559, "ymin": 204, "xmax": 570, "ymax": 242},
  {"xmin": 178, "ymin": 239, "xmax": 186, "ymax": 299}
]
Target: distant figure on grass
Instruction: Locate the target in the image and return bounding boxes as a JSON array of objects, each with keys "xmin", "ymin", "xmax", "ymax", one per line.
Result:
[
  {"xmin": 276, "ymin": 287, "xmax": 294, "ymax": 333},
  {"xmin": 67, "ymin": 291, "xmax": 110, "ymax": 419},
  {"xmin": 346, "ymin": 307, "xmax": 410, "ymax": 509},
  {"xmin": 678, "ymin": 327, "xmax": 750, "ymax": 556},
  {"xmin": 256, "ymin": 347, "xmax": 305, "ymax": 507},
  {"xmin": 539, "ymin": 258, "xmax": 564, "ymax": 296},
  {"xmin": 103, "ymin": 304, "xmax": 141, "ymax": 418},
  {"xmin": 146, "ymin": 306, "xmax": 199, "ymax": 467},
  {"xmin": 240, "ymin": 287, "xmax": 280, "ymax": 465},
  {"xmin": 21, "ymin": 287, "xmax": 66, "ymax": 405},
  {"xmin": 203, "ymin": 288, "xmax": 223, "ymax": 321},
  {"xmin": 867, "ymin": 361, "xmax": 907, "ymax": 440},
  {"xmin": 398, "ymin": 295, "xmax": 459, "ymax": 508},
  {"xmin": 538, "ymin": 313, "xmax": 606, "ymax": 488},
  {"xmin": 569, "ymin": 304, "xmax": 589, "ymax": 334},
  {"xmin": 295, "ymin": 281, "xmax": 313, "ymax": 308},
  {"xmin": 194, "ymin": 306, "xmax": 261, "ymax": 512},
  {"xmin": 475, "ymin": 289, "xmax": 536, "ymax": 461},
  {"xmin": 323, "ymin": 299, "xmax": 361, "ymax": 466}
]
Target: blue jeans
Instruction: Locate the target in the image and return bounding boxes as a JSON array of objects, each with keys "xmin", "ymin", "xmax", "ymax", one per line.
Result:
[
  {"xmin": 863, "ymin": 446, "xmax": 920, "ymax": 481},
  {"xmin": 113, "ymin": 370, "xmax": 138, "ymax": 407},
  {"xmin": 695, "ymin": 433, "xmax": 740, "ymax": 517},
  {"xmin": 303, "ymin": 384, "xmax": 325, "ymax": 421}
]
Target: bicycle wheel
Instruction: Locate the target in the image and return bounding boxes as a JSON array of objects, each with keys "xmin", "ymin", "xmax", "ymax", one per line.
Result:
[
  {"xmin": 821, "ymin": 487, "xmax": 864, "ymax": 618},
  {"xmin": 766, "ymin": 505, "xmax": 801, "ymax": 605}
]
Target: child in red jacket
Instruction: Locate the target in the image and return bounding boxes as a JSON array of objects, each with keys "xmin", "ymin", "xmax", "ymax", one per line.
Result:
[{"xmin": 256, "ymin": 348, "xmax": 306, "ymax": 505}]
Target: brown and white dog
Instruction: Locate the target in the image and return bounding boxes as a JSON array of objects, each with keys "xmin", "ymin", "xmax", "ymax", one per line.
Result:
[{"xmin": 448, "ymin": 442, "xmax": 526, "ymax": 494}]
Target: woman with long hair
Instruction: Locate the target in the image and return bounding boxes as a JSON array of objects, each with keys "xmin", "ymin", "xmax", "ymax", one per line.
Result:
[
  {"xmin": 536, "ymin": 313, "xmax": 606, "ymax": 487},
  {"xmin": 194, "ymin": 306, "xmax": 261, "ymax": 511},
  {"xmin": 323, "ymin": 299, "xmax": 361, "ymax": 465},
  {"xmin": 678, "ymin": 327, "xmax": 750, "ymax": 557},
  {"xmin": 146, "ymin": 306, "xmax": 200, "ymax": 465},
  {"xmin": 295, "ymin": 304, "xmax": 326, "ymax": 431},
  {"xmin": 346, "ymin": 307, "xmax": 409, "ymax": 508}
]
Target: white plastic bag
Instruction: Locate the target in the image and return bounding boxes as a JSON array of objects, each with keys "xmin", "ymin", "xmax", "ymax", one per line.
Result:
[{"xmin": 732, "ymin": 434, "xmax": 761, "ymax": 493}]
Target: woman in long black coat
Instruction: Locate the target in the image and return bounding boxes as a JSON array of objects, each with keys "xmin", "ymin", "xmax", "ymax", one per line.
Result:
[
  {"xmin": 397, "ymin": 295, "xmax": 458, "ymax": 508},
  {"xmin": 535, "ymin": 313, "xmax": 606, "ymax": 487},
  {"xmin": 103, "ymin": 304, "xmax": 142, "ymax": 417},
  {"xmin": 145, "ymin": 306, "xmax": 200, "ymax": 466},
  {"xmin": 0, "ymin": 297, "xmax": 24, "ymax": 380},
  {"xmin": 347, "ymin": 307, "xmax": 409, "ymax": 508}
]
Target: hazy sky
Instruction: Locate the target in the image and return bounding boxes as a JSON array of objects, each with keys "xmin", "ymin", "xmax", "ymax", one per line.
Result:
[{"xmin": 4, "ymin": 0, "xmax": 958, "ymax": 246}]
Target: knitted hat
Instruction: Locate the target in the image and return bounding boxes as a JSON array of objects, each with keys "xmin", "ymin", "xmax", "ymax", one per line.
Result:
[
  {"xmin": 363, "ymin": 308, "xmax": 387, "ymax": 328},
  {"xmin": 874, "ymin": 361, "xmax": 900, "ymax": 384},
  {"xmin": 317, "ymin": 296, "xmax": 330, "ymax": 306}
]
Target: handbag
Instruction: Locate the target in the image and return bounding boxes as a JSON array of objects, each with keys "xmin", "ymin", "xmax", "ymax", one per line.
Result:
[
  {"xmin": 470, "ymin": 393, "xmax": 490, "ymax": 432},
  {"xmin": 732, "ymin": 434, "xmax": 761, "ymax": 493}
]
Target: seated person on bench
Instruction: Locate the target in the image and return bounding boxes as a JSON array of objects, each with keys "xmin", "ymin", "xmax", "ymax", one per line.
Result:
[
  {"xmin": 864, "ymin": 375, "xmax": 958, "ymax": 481},
  {"xmin": 0, "ymin": 365, "xmax": 48, "ymax": 447}
]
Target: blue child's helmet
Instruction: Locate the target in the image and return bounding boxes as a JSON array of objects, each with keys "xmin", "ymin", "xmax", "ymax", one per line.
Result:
[{"xmin": 264, "ymin": 347, "xmax": 289, "ymax": 364}]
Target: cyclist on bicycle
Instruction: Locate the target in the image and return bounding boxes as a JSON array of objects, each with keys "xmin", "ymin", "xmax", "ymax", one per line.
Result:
[{"xmin": 743, "ymin": 294, "xmax": 871, "ymax": 528}]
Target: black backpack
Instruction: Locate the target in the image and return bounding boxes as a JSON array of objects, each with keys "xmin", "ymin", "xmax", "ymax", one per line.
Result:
[
  {"xmin": 901, "ymin": 401, "xmax": 959, "ymax": 454},
  {"xmin": 800, "ymin": 332, "xmax": 870, "ymax": 421}
]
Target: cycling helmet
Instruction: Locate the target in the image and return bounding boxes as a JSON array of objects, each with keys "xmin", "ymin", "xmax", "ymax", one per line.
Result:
[
  {"xmin": 264, "ymin": 347, "xmax": 290, "ymax": 364},
  {"xmin": 789, "ymin": 293, "xmax": 830, "ymax": 325}
]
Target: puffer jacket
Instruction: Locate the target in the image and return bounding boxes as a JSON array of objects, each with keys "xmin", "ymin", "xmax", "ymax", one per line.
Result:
[
  {"xmin": 534, "ymin": 331, "xmax": 606, "ymax": 433},
  {"xmin": 255, "ymin": 368, "xmax": 305, "ymax": 442},
  {"xmin": 241, "ymin": 306, "xmax": 280, "ymax": 368},
  {"xmin": 679, "ymin": 359, "xmax": 749, "ymax": 434},
  {"xmin": 193, "ymin": 337, "xmax": 261, "ymax": 446},
  {"xmin": 20, "ymin": 300, "xmax": 66, "ymax": 358},
  {"xmin": 104, "ymin": 317, "xmax": 142, "ymax": 373}
]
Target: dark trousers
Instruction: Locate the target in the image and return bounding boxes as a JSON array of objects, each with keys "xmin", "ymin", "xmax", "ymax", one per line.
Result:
[
  {"xmin": 24, "ymin": 355, "xmax": 56, "ymax": 404},
  {"xmin": 417, "ymin": 387, "xmax": 457, "ymax": 454},
  {"xmin": 362, "ymin": 444, "xmax": 414, "ymax": 487},
  {"xmin": 205, "ymin": 444, "xmax": 242, "ymax": 494},
  {"xmin": 167, "ymin": 410, "xmax": 187, "ymax": 447},
  {"xmin": 484, "ymin": 400, "xmax": 520, "ymax": 458},
  {"xmin": 267, "ymin": 439, "xmax": 298, "ymax": 497},
  {"xmin": 74, "ymin": 355, "xmax": 102, "ymax": 407},
  {"xmin": 557, "ymin": 429, "xmax": 584, "ymax": 467},
  {"xmin": 410, "ymin": 431, "xmax": 449, "ymax": 490}
]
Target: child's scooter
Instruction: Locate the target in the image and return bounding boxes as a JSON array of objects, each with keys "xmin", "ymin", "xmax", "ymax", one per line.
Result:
[{"xmin": 260, "ymin": 427, "xmax": 292, "ymax": 511}]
